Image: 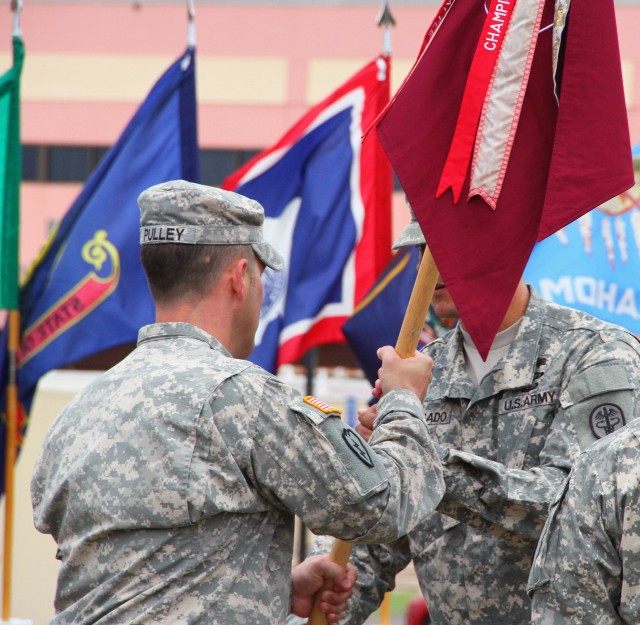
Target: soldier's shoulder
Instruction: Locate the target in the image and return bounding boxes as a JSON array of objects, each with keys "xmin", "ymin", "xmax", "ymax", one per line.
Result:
[
  {"xmin": 542, "ymin": 300, "xmax": 639, "ymax": 344},
  {"xmin": 220, "ymin": 358, "xmax": 280, "ymax": 393},
  {"xmin": 222, "ymin": 359, "xmax": 303, "ymax": 409}
]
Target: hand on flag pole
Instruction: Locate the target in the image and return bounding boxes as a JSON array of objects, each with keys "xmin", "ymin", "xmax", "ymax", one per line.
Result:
[{"xmin": 306, "ymin": 248, "xmax": 440, "ymax": 625}]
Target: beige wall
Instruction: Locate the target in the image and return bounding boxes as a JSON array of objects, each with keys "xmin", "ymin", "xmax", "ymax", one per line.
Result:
[{"xmin": 0, "ymin": 371, "xmax": 101, "ymax": 624}]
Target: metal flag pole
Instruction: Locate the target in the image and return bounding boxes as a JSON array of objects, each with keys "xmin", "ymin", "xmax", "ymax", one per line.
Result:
[
  {"xmin": 12, "ymin": 0, "xmax": 22, "ymax": 37},
  {"xmin": 306, "ymin": 10, "xmax": 439, "ymax": 625},
  {"xmin": 371, "ymin": 9, "xmax": 396, "ymax": 625},
  {"xmin": 376, "ymin": 0, "xmax": 396, "ymax": 57},
  {"xmin": 186, "ymin": 0, "xmax": 196, "ymax": 48},
  {"xmin": 2, "ymin": 311, "xmax": 20, "ymax": 623}
]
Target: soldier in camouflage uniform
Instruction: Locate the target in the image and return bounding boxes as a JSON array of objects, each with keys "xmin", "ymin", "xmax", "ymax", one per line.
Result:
[
  {"xmin": 301, "ymin": 212, "xmax": 640, "ymax": 625},
  {"xmin": 31, "ymin": 181, "xmax": 445, "ymax": 625},
  {"xmin": 528, "ymin": 418, "xmax": 640, "ymax": 624}
]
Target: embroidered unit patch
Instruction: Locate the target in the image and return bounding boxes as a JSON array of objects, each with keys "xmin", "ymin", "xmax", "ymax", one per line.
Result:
[
  {"xmin": 590, "ymin": 403, "xmax": 626, "ymax": 439},
  {"xmin": 342, "ymin": 428, "xmax": 374, "ymax": 467}
]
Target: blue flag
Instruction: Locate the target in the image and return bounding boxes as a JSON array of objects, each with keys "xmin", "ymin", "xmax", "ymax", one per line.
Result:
[
  {"xmin": 0, "ymin": 47, "xmax": 199, "ymax": 494},
  {"xmin": 343, "ymin": 247, "xmax": 452, "ymax": 386},
  {"xmin": 524, "ymin": 146, "xmax": 640, "ymax": 334},
  {"xmin": 224, "ymin": 57, "xmax": 393, "ymax": 373}
]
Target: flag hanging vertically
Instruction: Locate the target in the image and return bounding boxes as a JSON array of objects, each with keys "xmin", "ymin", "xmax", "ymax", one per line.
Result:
[
  {"xmin": 343, "ymin": 247, "xmax": 453, "ymax": 386},
  {"xmin": 224, "ymin": 56, "xmax": 392, "ymax": 372},
  {"xmin": 374, "ymin": 0, "xmax": 633, "ymax": 358},
  {"xmin": 0, "ymin": 47, "xmax": 199, "ymax": 495},
  {"xmin": 0, "ymin": 36, "xmax": 24, "ymax": 310},
  {"xmin": 525, "ymin": 150, "xmax": 640, "ymax": 334}
]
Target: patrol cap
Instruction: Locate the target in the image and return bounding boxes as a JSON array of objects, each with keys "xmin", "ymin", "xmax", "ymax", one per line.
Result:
[
  {"xmin": 392, "ymin": 203, "xmax": 426, "ymax": 250},
  {"xmin": 138, "ymin": 180, "xmax": 284, "ymax": 271}
]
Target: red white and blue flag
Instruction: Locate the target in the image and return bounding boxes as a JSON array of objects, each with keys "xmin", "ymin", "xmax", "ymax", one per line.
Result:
[{"xmin": 224, "ymin": 56, "xmax": 392, "ymax": 373}]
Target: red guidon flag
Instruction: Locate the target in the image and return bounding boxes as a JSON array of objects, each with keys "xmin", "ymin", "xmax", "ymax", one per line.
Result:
[{"xmin": 375, "ymin": 0, "xmax": 633, "ymax": 358}]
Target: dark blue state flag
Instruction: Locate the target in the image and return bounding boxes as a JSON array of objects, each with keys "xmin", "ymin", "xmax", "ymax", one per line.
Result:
[
  {"xmin": 0, "ymin": 47, "xmax": 199, "ymax": 494},
  {"xmin": 343, "ymin": 247, "xmax": 452, "ymax": 386}
]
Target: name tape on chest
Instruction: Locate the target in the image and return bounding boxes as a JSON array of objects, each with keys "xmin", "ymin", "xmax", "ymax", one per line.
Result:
[
  {"xmin": 500, "ymin": 390, "xmax": 557, "ymax": 414},
  {"xmin": 425, "ymin": 410, "xmax": 452, "ymax": 425},
  {"xmin": 303, "ymin": 395, "xmax": 343, "ymax": 415}
]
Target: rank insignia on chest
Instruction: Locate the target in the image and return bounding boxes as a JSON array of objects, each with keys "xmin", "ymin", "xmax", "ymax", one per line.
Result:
[{"xmin": 303, "ymin": 395, "xmax": 343, "ymax": 415}]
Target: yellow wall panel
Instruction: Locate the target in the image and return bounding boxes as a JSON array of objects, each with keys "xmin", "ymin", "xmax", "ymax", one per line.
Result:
[
  {"xmin": 306, "ymin": 58, "xmax": 368, "ymax": 104},
  {"xmin": 5, "ymin": 51, "xmax": 633, "ymax": 110},
  {"xmin": 20, "ymin": 54, "xmax": 173, "ymax": 102},
  {"xmin": 306, "ymin": 57, "xmax": 415, "ymax": 105},
  {"xmin": 8, "ymin": 53, "xmax": 288, "ymax": 106},
  {"xmin": 197, "ymin": 57, "xmax": 288, "ymax": 105}
]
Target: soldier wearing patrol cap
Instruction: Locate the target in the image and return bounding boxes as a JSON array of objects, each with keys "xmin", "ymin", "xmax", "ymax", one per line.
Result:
[
  {"xmin": 302, "ymin": 202, "xmax": 640, "ymax": 625},
  {"xmin": 391, "ymin": 205, "xmax": 425, "ymax": 251},
  {"xmin": 392, "ymin": 207, "xmax": 458, "ymax": 328},
  {"xmin": 31, "ymin": 180, "xmax": 446, "ymax": 625}
]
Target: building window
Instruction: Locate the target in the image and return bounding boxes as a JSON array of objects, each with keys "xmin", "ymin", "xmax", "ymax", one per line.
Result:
[
  {"xmin": 23, "ymin": 145, "xmax": 45, "ymax": 180},
  {"xmin": 22, "ymin": 145, "xmax": 262, "ymax": 186},
  {"xmin": 22, "ymin": 144, "xmax": 402, "ymax": 190},
  {"xmin": 200, "ymin": 149, "xmax": 260, "ymax": 185}
]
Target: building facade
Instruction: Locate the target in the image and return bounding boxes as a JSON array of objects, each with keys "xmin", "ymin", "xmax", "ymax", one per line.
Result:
[{"xmin": 1, "ymin": 0, "xmax": 638, "ymax": 276}]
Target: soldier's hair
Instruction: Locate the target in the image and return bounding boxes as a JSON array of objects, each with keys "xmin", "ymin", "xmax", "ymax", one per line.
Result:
[{"xmin": 140, "ymin": 243, "xmax": 255, "ymax": 305}]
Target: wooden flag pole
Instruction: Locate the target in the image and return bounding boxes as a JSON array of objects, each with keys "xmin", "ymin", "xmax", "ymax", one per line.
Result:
[
  {"xmin": 307, "ymin": 248, "xmax": 439, "ymax": 625},
  {"xmin": 2, "ymin": 309, "xmax": 20, "ymax": 620}
]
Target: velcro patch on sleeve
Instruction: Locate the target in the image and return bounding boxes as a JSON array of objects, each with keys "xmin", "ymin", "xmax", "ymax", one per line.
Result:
[{"xmin": 289, "ymin": 395, "xmax": 388, "ymax": 501}]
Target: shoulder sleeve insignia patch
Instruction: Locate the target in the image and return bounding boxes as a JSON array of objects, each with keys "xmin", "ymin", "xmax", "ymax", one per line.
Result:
[
  {"xmin": 590, "ymin": 403, "xmax": 626, "ymax": 439},
  {"xmin": 342, "ymin": 428, "xmax": 374, "ymax": 467},
  {"xmin": 303, "ymin": 395, "xmax": 343, "ymax": 415}
]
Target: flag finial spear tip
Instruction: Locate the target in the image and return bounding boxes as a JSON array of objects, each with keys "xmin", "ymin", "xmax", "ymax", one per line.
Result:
[
  {"xmin": 11, "ymin": 0, "xmax": 22, "ymax": 37},
  {"xmin": 376, "ymin": 1, "xmax": 396, "ymax": 28},
  {"xmin": 186, "ymin": 0, "xmax": 196, "ymax": 47}
]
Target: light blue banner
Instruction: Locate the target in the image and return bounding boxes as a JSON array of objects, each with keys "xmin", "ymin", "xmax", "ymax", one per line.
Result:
[{"xmin": 525, "ymin": 147, "xmax": 640, "ymax": 334}]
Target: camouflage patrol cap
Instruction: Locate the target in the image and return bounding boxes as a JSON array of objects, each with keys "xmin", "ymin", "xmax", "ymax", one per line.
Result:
[
  {"xmin": 138, "ymin": 180, "xmax": 284, "ymax": 271},
  {"xmin": 392, "ymin": 202, "xmax": 425, "ymax": 250}
]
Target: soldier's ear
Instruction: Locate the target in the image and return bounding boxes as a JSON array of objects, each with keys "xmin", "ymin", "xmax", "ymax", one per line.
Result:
[{"xmin": 229, "ymin": 257, "xmax": 249, "ymax": 300}]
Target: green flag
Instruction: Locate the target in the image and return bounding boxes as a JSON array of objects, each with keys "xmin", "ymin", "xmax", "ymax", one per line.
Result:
[{"xmin": 0, "ymin": 36, "xmax": 24, "ymax": 310}]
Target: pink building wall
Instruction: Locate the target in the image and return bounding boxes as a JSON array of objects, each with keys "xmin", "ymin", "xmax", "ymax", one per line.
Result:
[{"xmin": 0, "ymin": 2, "xmax": 638, "ymax": 275}]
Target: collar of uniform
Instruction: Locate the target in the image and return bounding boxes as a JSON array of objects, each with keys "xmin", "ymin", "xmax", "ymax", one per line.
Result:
[
  {"xmin": 491, "ymin": 286, "xmax": 545, "ymax": 391},
  {"xmin": 427, "ymin": 285, "xmax": 545, "ymax": 400},
  {"xmin": 137, "ymin": 322, "xmax": 232, "ymax": 357}
]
